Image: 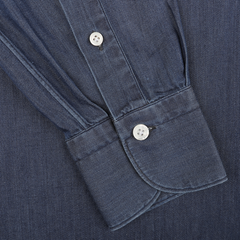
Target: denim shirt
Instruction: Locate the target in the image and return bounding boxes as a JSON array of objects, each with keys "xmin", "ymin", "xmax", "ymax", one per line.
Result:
[{"xmin": 0, "ymin": 0, "xmax": 227, "ymax": 230}]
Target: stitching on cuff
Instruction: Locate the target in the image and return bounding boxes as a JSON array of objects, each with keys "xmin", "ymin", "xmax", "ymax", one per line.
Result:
[
  {"xmin": 74, "ymin": 137, "xmax": 119, "ymax": 162},
  {"xmin": 109, "ymin": 190, "xmax": 160, "ymax": 231},
  {"xmin": 115, "ymin": 85, "xmax": 192, "ymax": 122},
  {"xmin": 66, "ymin": 117, "xmax": 110, "ymax": 142},
  {"xmin": 124, "ymin": 138, "xmax": 227, "ymax": 192}
]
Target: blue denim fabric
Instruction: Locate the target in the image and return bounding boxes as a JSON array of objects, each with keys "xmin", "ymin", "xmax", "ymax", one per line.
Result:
[
  {"xmin": 0, "ymin": 0, "xmax": 234, "ymax": 236},
  {"xmin": 67, "ymin": 86, "xmax": 226, "ymax": 230}
]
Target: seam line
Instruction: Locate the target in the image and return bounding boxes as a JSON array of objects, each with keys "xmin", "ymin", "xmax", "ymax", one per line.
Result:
[
  {"xmin": 0, "ymin": 31, "xmax": 86, "ymax": 128},
  {"xmin": 74, "ymin": 136, "xmax": 119, "ymax": 162},
  {"xmin": 66, "ymin": 117, "xmax": 110, "ymax": 142},
  {"xmin": 97, "ymin": 0, "xmax": 148, "ymax": 103},
  {"xmin": 124, "ymin": 139, "xmax": 227, "ymax": 192},
  {"xmin": 115, "ymin": 85, "xmax": 192, "ymax": 122},
  {"xmin": 109, "ymin": 191, "xmax": 159, "ymax": 230}
]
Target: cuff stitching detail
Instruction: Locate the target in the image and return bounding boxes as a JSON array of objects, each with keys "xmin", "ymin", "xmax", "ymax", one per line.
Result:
[
  {"xmin": 66, "ymin": 117, "xmax": 110, "ymax": 142},
  {"xmin": 115, "ymin": 85, "xmax": 192, "ymax": 122},
  {"xmin": 124, "ymin": 138, "xmax": 227, "ymax": 192}
]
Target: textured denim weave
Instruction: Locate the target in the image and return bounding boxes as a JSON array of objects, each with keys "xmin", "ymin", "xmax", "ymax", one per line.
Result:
[{"xmin": 1, "ymin": 0, "xmax": 237, "ymax": 237}]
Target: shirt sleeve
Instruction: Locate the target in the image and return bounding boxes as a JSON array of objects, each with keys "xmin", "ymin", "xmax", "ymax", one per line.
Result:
[{"xmin": 0, "ymin": 0, "xmax": 227, "ymax": 231}]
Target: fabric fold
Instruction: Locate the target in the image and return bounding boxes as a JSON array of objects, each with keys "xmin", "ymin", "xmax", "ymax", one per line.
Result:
[
  {"xmin": 67, "ymin": 87, "xmax": 227, "ymax": 230},
  {"xmin": 114, "ymin": 86, "xmax": 227, "ymax": 193}
]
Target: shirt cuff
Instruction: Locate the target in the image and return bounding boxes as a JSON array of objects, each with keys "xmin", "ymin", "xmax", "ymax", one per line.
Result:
[{"xmin": 66, "ymin": 86, "xmax": 227, "ymax": 230}]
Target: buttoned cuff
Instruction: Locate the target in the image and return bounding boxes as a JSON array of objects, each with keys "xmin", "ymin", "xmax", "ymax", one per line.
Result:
[{"xmin": 66, "ymin": 86, "xmax": 227, "ymax": 230}]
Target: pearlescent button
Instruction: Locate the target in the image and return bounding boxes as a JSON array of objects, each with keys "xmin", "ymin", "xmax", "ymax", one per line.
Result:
[
  {"xmin": 133, "ymin": 124, "xmax": 149, "ymax": 141},
  {"xmin": 89, "ymin": 32, "xmax": 103, "ymax": 46}
]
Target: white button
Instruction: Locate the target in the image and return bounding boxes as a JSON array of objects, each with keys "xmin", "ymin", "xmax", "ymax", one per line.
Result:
[
  {"xmin": 89, "ymin": 32, "xmax": 103, "ymax": 46},
  {"xmin": 133, "ymin": 124, "xmax": 149, "ymax": 141}
]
